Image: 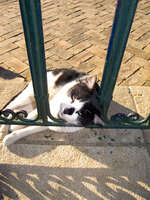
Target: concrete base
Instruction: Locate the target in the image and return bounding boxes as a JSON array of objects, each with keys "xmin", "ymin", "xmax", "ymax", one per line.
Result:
[{"xmin": 0, "ymin": 86, "xmax": 150, "ymax": 200}]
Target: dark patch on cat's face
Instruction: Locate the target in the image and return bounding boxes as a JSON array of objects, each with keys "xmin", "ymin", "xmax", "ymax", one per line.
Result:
[
  {"xmin": 53, "ymin": 68, "xmax": 85, "ymax": 86},
  {"xmin": 77, "ymin": 102, "xmax": 102, "ymax": 126},
  {"xmin": 77, "ymin": 103, "xmax": 94, "ymax": 125},
  {"xmin": 68, "ymin": 83, "xmax": 92, "ymax": 102}
]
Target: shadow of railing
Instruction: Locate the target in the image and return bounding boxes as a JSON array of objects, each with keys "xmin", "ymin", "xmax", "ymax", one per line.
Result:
[{"xmin": 0, "ymin": 164, "xmax": 150, "ymax": 200}]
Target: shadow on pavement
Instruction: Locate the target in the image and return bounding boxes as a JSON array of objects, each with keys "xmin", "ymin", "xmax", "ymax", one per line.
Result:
[
  {"xmin": 0, "ymin": 164, "xmax": 150, "ymax": 200},
  {"xmin": 0, "ymin": 67, "xmax": 24, "ymax": 80}
]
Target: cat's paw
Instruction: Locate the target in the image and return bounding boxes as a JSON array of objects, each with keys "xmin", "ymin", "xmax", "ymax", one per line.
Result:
[{"xmin": 2, "ymin": 134, "xmax": 16, "ymax": 146}]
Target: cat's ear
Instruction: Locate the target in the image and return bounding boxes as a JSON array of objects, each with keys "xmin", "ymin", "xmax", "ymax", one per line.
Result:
[{"xmin": 82, "ymin": 75, "xmax": 97, "ymax": 89}]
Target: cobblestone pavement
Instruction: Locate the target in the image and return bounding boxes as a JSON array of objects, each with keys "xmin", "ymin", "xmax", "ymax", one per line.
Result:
[{"xmin": 0, "ymin": 0, "xmax": 150, "ymax": 86}]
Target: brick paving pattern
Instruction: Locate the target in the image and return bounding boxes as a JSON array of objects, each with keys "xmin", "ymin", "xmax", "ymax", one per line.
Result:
[{"xmin": 0, "ymin": 0, "xmax": 150, "ymax": 85}]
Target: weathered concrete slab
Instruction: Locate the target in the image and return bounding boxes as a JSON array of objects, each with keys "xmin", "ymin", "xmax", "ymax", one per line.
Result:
[
  {"xmin": 129, "ymin": 86, "xmax": 150, "ymax": 118},
  {"xmin": 0, "ymin": 86, "xmax": 150, "ymax": 200},
  {"xmin": 130, "ymin": 86, "xmax": 150, "ymax": 155}
]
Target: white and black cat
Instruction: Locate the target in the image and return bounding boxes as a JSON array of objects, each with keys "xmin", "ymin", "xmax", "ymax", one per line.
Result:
[{"xmin": 1, "ymin": 68, "xmax": 104, "ymax": 146}]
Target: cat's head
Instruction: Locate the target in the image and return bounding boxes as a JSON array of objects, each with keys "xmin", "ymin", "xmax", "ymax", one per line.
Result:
[{"xmin": 53, "ymin": 75, "xmax": 104, "ymax": 126}]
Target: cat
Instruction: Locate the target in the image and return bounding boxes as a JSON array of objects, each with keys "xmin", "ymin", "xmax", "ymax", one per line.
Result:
[{"xmin": 0, "ymin": 68, "xmax": 104, "ymax": 146}]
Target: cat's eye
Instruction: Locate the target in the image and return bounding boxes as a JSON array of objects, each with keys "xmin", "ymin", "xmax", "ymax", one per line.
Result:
[
  {"xmin": 63, "ymin": 108, "xmax": 75, "ymax": 115},
  {"xmin": 71, "ymin": 94, "xmax": 76, "ymax": 102}
]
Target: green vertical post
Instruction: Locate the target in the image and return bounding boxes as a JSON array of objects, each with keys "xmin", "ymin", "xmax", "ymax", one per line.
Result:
[
  {"xmin": 99, "ymin": 0, "xmax": 138, "ymax": 120},
  {"xmin": 19, "ymin": 0, "xmax": 49, "ymax": 121}
]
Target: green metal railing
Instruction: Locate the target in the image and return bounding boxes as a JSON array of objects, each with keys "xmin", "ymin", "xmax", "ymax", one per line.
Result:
[{"xmin": 0, "ymin": 0, "xmax": 150, "ymax": 129}]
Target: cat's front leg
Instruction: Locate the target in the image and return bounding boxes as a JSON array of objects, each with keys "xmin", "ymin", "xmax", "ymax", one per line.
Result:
[
  {"xmin": 3, "ymin": 126, "xmax": 48, "ymax": 146},
  {"xmin": 1, "ymin": 109, "xmax": 38, "ymax": 144}
]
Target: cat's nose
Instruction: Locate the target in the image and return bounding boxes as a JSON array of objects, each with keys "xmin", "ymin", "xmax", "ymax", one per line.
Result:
[
  {"xmin": 63, "ymin": 108, "xmax": 75, "ymax": 115},
  {"xmin": 60, "ymin": 103, "xmax": 75, "ymax": 115}
]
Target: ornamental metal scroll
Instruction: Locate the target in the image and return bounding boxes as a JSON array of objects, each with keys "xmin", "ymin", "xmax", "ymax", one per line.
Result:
[
  {"xmin": 0, "ymin": 0, "xmax": 150, "ymax": 130},
  {"xmin": 1, "ymin": 109, "xmax": 150, "ymax": 129}
]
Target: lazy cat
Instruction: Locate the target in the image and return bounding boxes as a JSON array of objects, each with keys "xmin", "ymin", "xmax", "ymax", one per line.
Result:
[{"xmin": 0, "ymin": 68, "xmax": 104, "ymax": 146}]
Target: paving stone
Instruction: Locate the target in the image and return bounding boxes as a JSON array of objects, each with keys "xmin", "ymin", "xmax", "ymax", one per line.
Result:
[
  {"xmin": 120, "ymin": 68, "xmax": 150, "ymax": 86},
  {"xmin": 2, "ymin": 58, "xmax": 29, "ymax": 74},
  {"xmin": 0, "ymin": 76, "xmax": 26, "ymax": 110}
]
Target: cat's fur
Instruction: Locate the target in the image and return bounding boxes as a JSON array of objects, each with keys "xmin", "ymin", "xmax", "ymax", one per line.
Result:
[{"xmin": 0, "ymin": 68, "xmax": 104, "ymax": 146}]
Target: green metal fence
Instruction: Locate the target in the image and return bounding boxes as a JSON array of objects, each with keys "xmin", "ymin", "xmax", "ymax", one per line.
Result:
[{"xmin": 0, "ymin": 0, "xmax": 150, "ymax": 129}]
